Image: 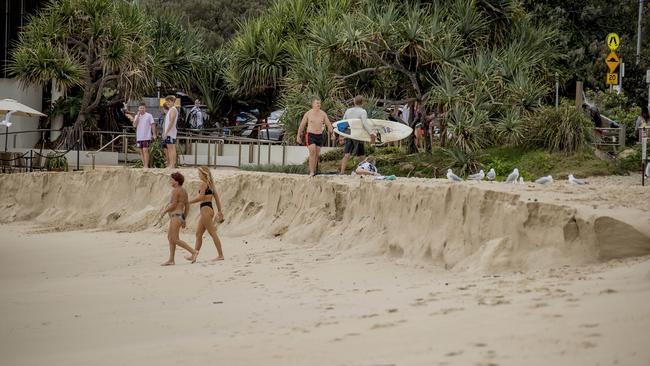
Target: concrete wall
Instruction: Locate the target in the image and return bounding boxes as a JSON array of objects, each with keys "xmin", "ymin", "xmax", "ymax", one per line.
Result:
[
  {"xmin": 6, "ymin": 142, "xmax": 335, "ymax": 169},
  {"xmin": 7, "ymin": 148, "xmax": 118, "ymax": 168},
  {"xmin": 176, "ymin": 142, "xmax": 336, "ymax": 167},
  {"xmin": 0, "ymin": 78, "xmax": 43, "ymax": 150}
]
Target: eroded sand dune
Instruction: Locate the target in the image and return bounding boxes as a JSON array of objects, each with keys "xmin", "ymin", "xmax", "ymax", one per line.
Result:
[{"xmin": 1, "ymin": 169, "xmax": 648, "ymax": 273}]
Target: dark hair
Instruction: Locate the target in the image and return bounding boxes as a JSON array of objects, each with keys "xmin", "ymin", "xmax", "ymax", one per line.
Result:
[
  {"xmin": 642, "ymin": 106, "xmax": 649, "ymax": 114},
  {"xmin": 138, "ymin": 102, "xmax": 146, "ymax": 107},
  {"xmin": 171, "ymin": 172, "xmax": 184, "ymax": 186},
  {"xmin": 354, "ymin": 95, "xmax": 363, "ymax": 106}
]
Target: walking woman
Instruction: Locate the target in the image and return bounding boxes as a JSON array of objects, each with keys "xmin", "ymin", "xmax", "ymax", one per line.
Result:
[
  {"xmin": 188, "ymin": 167, "xmax": 225, "ymax": 261},
  {"xmin": 160, "ymin": 172, "xmax": 198, "ymax": 266}
]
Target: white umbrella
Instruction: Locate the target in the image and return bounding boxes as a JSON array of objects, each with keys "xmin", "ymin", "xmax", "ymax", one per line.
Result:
[{"xmin": 1, "ymin": 99, "xmax": 47, "ymax": 152}]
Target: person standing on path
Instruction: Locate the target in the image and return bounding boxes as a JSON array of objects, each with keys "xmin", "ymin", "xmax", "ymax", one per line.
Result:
[
  {"xmin": 296, "ymin": 98, "xmax": 334, "ymax": 176},
  {"xmin": 162, "ymin": 95, "xmax": 179, "ymax": 168},
  {"xmin": 132, "ymin": 102, "xmax": 156, "ymax": 168}
]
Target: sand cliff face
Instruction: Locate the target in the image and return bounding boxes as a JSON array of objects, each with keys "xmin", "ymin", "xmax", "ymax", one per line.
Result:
[{"xmin": 0, "ymin": 169, "xmax": 648, "ymax": 272}]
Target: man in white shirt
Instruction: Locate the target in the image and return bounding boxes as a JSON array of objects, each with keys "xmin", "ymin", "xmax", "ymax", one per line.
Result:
[
  {"xmin": 133, "ymin": 102, "xmax": 157, "ymax": 168},
  {"xmin": 340, "ymin": 95, "xmax": 373, "ymax": 174}
]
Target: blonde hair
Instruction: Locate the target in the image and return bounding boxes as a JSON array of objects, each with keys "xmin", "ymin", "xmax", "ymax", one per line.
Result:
[{"xmin": 198, "ymin": 166, "xmax": 217, "ymax": 200}]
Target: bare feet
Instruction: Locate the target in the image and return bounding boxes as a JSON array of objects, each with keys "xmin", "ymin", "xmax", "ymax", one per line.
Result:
[
  {"xmin": 189, "ymin": 250, "xmax": 199, "ymax": 264},
  {"xmin": 185, "ymin": 250, "xmax": 198, "ymax": 261},
  {"xmin": 161, "ymin": 261, "xmax": 174, "ymax": 266},
  {"xmin": 211, "ymin": 256, "xmax": 225, "ymax": 261}
]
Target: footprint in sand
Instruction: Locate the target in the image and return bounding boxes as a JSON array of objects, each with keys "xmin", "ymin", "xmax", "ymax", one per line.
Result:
[
  {"xmin": 445, "ymin": 350, "xmax": 463, "ymax": 357},
  {"xmin": 580, "ymin": 341, "xmax": 597, "ymax": 348},
  {"xmin": 580, "ymin": 323, "xmax": 599, "ymax": 328},
  {"xmin": 430, "ymin": 307, "xmax": 464, "ymax": 316},
  {"xmin": 478, "ymin": 297, "xmax": 510, "ymax": 306}
]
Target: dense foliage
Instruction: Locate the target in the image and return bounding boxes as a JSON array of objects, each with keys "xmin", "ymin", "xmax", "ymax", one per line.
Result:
[{"xmin": 10, "ymin": 0, "xmax": 201, "ymax": 132}]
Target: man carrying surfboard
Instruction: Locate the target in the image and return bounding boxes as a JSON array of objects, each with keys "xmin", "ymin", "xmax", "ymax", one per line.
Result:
[
  {"xmin": 296, "ymin": 98, "xmax": 334, "ymax": 177},
  {"xmin": 340, "ymin": 95, "xmax": 370, "ymax": 174}
]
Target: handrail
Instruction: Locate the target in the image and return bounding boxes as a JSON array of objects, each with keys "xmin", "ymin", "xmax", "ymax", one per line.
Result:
[{"xmin": 87, "ymin": 134, "xmax": 127, "ymax": 156}]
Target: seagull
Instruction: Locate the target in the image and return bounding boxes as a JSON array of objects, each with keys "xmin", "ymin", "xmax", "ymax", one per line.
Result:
[
  {"xmin": 446, "ymin": 169, "xmax": 463, "ymax": 182},
  {"xmin": 518, "ymin": 177, "xmax": 525, "ymax": 185},
  {"xmin": 468, "ymin": 170, "xmax": 485, "ymax": 181},
  {"xmin": 568, "ymin": 174, "xmax": 587, "ymax": 185},
  {"xmin": 0, "ymin": 120, "xmax": 11, "ymax": 127},
  {"xmin": 486, "ymin": 168, "xmax": 496, "ymax": 181},
  {"xmin": 505, "ymin": 168, "xmax": 519, "ymax": 184},
  {"xmin": 534, "ymin": 175, "xmax": 554, "ymax": 185}
]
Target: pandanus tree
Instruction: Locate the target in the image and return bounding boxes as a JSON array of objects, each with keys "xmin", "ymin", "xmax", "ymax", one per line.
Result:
[
  {"xmin": 9, "ymin": 0, "xmax": 201, "ymax": 143},
  {"xmin": 228, "ymin": 0, "xmax": 562, "ymax": 152}
]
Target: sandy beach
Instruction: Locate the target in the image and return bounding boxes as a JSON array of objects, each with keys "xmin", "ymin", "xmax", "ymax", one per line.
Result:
[{"xmin": 1, "ymin": 169, "xmax": 649, "ymax": 365}]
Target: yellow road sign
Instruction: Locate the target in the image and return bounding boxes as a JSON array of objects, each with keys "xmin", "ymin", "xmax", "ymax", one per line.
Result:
[
  {"xmin": 605, "ymin": 52, "xmax": 620, "ymax": 72},
  {"xmin": 606, "ymin": 73, "xmax": 618, "ymax": 85},
  {"xmin": 607, "ymin": 33, "xmax": 620, "ymax": 51}
]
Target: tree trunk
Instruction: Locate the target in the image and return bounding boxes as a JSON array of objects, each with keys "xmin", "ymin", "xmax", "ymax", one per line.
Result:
[
  {"xmin": 69, "ymin": 83, "xmax": 93, "ymax": 149},
  {"xmin": 405, "ymin": 101, "xmax": 419, "ymax": 154}
]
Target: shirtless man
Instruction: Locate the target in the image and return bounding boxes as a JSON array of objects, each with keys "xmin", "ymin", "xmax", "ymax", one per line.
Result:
[
  {"xmin": 160, "ymin": 172, "xmax": 198, "ymax": 266},
  {"xmin": 296, "ymin": 98, "xmax": 334, "ymax": 176}
]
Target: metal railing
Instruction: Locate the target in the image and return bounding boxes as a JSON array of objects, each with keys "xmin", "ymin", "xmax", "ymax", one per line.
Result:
[
  {"xmin": 594, "ymin": 126, "xmax": 626, "ymax": 147},
  {"xmin": 82, "ymin": 130, "xmax": 290, "ymax": 169}
]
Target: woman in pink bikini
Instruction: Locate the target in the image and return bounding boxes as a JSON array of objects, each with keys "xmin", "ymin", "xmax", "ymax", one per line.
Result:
[{"xmin": 159, "ymin": 172, "xmax": 198, "ymax": 266}]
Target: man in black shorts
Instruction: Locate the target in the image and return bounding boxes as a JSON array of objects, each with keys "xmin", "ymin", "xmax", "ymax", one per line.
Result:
[{"xmin": 297, "ymin": 98, "xmax": 334, "ymax": 176}]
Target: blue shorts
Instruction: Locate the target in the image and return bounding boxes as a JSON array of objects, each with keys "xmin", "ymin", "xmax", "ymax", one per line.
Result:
[{"xmin": 162, "ymin": 136, "xmax": 177, "ymax": 145}]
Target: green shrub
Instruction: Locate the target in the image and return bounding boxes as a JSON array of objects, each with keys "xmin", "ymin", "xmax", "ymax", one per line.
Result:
[
  {"xmin": 528, "ymin": 105, "xmax": 593, "ymax": 153},
  {"xmin": 495, "ymin": 109, "xmax": 526, "ymax": 146},
  {"xmin": 132, "ymin": 140, "xmax": 176, "ymax": 168},
  {"xmin": 319, "ymin": 148, "xmax": 344, "ymax": 162},
  {"xmin": 617, "ymin": 147, "xmax": 642, "ymax": 172},
  {"xmin": 442, "ymin": 147, "xmax": 482, "ymax": 176},
  {"xmin": 445, "ymin": 104, "xmax": 490, "ymax": 153},
  {"xmin": 46, "ymin": 152, "xmax": 68, "ymax": 171}
]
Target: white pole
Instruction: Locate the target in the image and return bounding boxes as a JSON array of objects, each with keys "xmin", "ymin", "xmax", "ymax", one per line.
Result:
[
  {"xmin": 647, "ymin": 70, "xmax": 650, "ymax": 109},
  {"xmin": 555, "ymin": 72, "xmax": 559, "ymax": 108},
  {"xmin": 638, "ymin": 0, "xmax": 645, "ymax": 65},
  {"xmin": 619, "ymin": 59, "xmax": 624, "ymax": 94}
]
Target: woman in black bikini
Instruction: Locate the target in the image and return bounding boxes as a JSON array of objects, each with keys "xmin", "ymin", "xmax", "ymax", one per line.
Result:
[{"xmin": 187, "ymin": 167, "xmax": 225, "ymax": 261}]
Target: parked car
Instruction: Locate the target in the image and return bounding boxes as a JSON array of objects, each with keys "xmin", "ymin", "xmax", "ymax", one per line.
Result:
[{"xmin": 239, "ymin": 109, "xmax": 285, "ymax": 141}]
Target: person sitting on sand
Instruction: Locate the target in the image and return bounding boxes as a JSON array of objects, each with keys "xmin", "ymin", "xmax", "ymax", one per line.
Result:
[
  {"xmin": 159, "ymin": 172, "xmax": 198, "ymax": 266},
  {"xmin": 186, "ymin": 167, "xmax": 225, "ymax": 262},
  {"xmin": 296, "ymin": 98, "xmax": 334, "ymax": 177},
  {"xmin": 355, "ymin": 156, "xmax": 379, "ymax": 176}
]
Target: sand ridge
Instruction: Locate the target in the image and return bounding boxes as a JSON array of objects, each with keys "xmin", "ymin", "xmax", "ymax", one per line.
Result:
[{"xmin": 0, "ymin": 169, "xmax": 648, "ymax": 272}]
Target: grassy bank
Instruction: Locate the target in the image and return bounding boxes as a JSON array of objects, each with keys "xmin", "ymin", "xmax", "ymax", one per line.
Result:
[{"xmin": 242, "ymin": 145, "xmax": 640, "ymax": 181}]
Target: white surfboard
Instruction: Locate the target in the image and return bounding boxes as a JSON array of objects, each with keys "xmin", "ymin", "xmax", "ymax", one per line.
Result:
[{"xmin": 333, "ymin": 118, "xmax": 413, "ymax": 143}]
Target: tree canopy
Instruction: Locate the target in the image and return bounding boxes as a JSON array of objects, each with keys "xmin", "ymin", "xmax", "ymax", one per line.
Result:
[
  {"xmin": 226, "ymin": 0, "xmax": 562, "ymax": 152},
  {"xmin": 9, "ymin": 0, "xmax": 201, "ymax": 132}
]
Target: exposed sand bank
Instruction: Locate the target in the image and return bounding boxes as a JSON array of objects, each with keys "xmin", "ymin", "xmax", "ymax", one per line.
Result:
[{"xmin": 0, "ymin": 169, "xmax": 648, "ymax": 272}]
